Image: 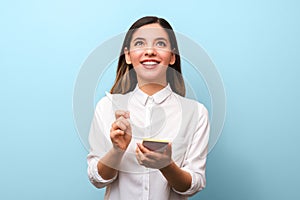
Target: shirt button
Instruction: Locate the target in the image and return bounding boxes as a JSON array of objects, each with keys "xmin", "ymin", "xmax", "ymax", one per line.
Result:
[{"xmin": 148, "ymin": 97, "xmax": 154, "ymax": 104}]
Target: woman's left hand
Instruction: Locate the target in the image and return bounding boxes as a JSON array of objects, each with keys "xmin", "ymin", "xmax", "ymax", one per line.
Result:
[{"xmin": 136, "ymin": 143, "xmax": 173, "ymax": 169}]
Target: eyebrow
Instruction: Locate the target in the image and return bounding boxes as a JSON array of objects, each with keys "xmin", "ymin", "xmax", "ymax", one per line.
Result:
[
  {"xmin": 155, "ymin": 37, "xmax": 168, "ymax": 42},
  {"xmin": 132, "ymin": 37, "xmax": 146, "ymax": 42},
  {"xmin": 132, "ymin": 37, "xmax": 168, "ymax": 42}
]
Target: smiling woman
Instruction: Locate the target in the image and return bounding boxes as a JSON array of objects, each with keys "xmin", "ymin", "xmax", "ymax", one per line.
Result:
[
  {"xmin": 124, "ymin": 23, "xmax": 176, "ymax": 95},
  {"xmin": 110, "ymin": 16, "xmax": 185, "ymax": 97},
  {"xmin": 87, "ymin": 16, "xmax": 210, "ymax": 200}
]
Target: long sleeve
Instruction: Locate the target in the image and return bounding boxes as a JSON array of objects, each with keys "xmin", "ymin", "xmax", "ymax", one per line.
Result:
[
  {"xmin": 173, "ymin": 103, "xmax": 210, "ymax": 196},
  {"xmin": 87, "ymin": 154, "xmax": 118, "ymax": 188},
  {"xmin": 87, "ymin": 97, "xmax": 116, "ymax": 188}
]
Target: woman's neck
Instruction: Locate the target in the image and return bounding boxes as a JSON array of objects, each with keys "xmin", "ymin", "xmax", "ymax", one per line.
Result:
[{"xmin": 138, "ymin": 83, "xmax": 167, "ymax": 96}]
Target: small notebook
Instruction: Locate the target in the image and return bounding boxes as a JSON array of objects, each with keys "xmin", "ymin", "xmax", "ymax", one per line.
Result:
[{"xmin": 142, "ymin": 138, "xmax": 169, "ymax": 152}]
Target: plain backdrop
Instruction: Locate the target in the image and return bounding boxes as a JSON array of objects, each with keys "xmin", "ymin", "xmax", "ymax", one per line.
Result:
[{"xmin": 1, "ymin": 0, "xmax": 299, "ymax": 199}]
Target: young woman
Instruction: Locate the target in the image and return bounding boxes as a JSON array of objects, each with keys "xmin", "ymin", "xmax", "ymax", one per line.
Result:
[{"xmin": 87, "ymin": 16, "xmax": 210, "ymax": 200}]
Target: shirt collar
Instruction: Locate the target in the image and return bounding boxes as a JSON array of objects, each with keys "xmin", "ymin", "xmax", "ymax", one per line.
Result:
[{"xmin": 133, "ymin": 83, "xmax": 173, "ymax": 105}]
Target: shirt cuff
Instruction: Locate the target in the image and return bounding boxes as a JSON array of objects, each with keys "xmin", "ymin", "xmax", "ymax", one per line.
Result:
[
  {"xmin": 88, "ymin": 157, "xmax": 118, "ymax": 184},
  {"xmin": 172, "ymin": 168, "xmax": 205, "ymax": 196}
]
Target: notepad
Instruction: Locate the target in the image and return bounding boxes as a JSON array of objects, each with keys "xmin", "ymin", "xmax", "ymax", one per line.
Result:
[{"xmin": 142, "ymin": 138, "xmax": 169, "ymax": 152}]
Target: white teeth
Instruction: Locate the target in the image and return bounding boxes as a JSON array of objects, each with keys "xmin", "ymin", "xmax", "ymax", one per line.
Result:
[{"xmin": 142, "ymin": 61, "xmax": 158, "ymax": 65}]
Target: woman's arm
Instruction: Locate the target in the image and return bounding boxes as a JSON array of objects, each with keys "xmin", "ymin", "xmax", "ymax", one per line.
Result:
[
  {"xmin": 97, "ymin": 148, "xmax": 125, "ymax": 180},
  {"xmin": 88, "ymin": 109, "xmax": 132, "ymax": 187},
  {"xmin": 159, "ymin": 161, "xmax": 192, "ymax": 192},
  {"xmin": 135, "ymin": 104, "xmax": 210, "ymax": 194},
  {"xmin": 136, "ymin": 143, "xmax": 191, "ymax": 192},
  {"xmin": 98, "ymin": 110, "xmax": 132, "ymax": 179}
]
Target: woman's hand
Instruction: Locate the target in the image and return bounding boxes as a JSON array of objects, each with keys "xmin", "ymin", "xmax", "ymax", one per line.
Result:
[
  {"xmin": 110, "ymin": 110, "xmax": 132, "ymax": 151},
  {"xmin": 136, "ymin": 143, "xmax": 173, "ymax": 169}
]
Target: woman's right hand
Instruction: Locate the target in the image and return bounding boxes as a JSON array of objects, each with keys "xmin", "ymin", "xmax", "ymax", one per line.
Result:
[{"xmin": 110, "ymin": 110, "xmax": 132, "ymax": 151}]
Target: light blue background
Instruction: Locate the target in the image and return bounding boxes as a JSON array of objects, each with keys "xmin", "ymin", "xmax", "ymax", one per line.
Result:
[{"xmin": 1, "ymin": 0, "xmax": 299, "ymax": 199}]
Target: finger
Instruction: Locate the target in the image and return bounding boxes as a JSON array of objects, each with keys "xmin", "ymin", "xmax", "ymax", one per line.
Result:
[
  {"xmin": 111, "ymin": 122, "xmax": 121, "ymax": 131},
  {"xmin": 116, "ymin": 120, "xmax": 127, "ymax": 131},
  {"xmin": 137, "ymin": 143, "xmax": 151, "ymax": 154},
  {"xmin": 116, "ymin": 116, "xmax": 130, "ymax": 128},
  {"xmin": 136, "ymin": 146, "xmax": 142, "ymax": 158},
  {"xmin": 115, "ymin": 110, "xmax": 126, "ymax": 119},
  {"xmin": 115, "ymin": 110, "xmax": 130, "ymax": 119},
  {"xmin": 111, "ymin": 129, "xmax": 125, "ymax": 138},
  {"xmin": 164, "ymin": 143, "xmax": 172, "ymax": 155},
  {"xmin": 117, "ymin": 117, "xmax": 132, "ymax": 133},
  {"xmin": 135, "ymin": 146, "xmax": 143, "ymax": 164},
  {"xmin": 144, "ymin": 151, "xmax": 160, "ymax": 160},
  {"xmin": 111, "ymin": 120, "xmax": 127, "ymax": 131},
  {"xmin": 125, "ymin": 111, "xmax": 130, "ymax": 119}
]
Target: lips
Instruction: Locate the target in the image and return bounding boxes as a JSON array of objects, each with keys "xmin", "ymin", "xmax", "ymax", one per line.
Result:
[
  {"xmin": 142, "ymin": 61, "xmax": 159, "ymax": 65},
  {"xmin": 140, "ymin": 59, "xmax": 160, "ymax": 69}
]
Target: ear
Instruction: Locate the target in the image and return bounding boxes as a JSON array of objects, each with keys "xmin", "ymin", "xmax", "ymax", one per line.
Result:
[
  {"xmin": 169, "ymin": 50, "xmax": 176, "ymax": 65},
  {"xmin": 124, "ymin": 47, "xmax": 132, "ymax": 64}
]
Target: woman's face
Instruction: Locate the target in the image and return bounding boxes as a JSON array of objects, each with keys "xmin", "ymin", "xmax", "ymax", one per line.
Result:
[{"xmin": 125, "ymin": 23, "xmax": 175, "ymax": 86}]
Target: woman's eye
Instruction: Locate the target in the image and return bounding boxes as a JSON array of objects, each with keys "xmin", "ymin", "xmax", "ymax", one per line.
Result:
[
  {"xmin": 134, "ymin": 41, "xmax": 144, "ymax": 46},
  {"xmin": 156, "ymin": 41, "xmax": 167, "ymax": 47}
]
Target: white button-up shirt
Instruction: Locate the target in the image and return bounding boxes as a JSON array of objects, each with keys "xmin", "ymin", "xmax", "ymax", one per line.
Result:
[{"xmin": 87, "ymin": 84, "xmax": 210, "ymax": 200}]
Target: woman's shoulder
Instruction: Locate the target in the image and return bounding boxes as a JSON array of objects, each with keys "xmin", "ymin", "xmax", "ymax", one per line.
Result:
[
  {"xmin": 95, "ymin": 95, "xmax": 110, "ymax": 107},
  {"xmin": 173, "ymin": 93, "xmax": 209, "ymax": 116},
  {"xmin": 95, "ymin": 92, "xmax": 132, "ymax": 110}
]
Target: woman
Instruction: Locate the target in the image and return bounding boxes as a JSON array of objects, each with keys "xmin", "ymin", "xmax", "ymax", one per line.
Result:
[{"xmin": 87, "ymin": 16, "xmax": 210, "ymax": 200}]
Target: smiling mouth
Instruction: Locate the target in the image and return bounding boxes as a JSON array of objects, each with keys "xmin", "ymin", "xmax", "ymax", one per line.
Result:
[{"xmin": 141, "ymin": 60, "xmax": 160, "ymax": 68}]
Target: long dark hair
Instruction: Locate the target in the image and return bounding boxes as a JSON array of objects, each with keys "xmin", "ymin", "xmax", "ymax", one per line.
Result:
[{"xmin": 110, "ymin": 16, "xmax": 185, "ymax": 96}]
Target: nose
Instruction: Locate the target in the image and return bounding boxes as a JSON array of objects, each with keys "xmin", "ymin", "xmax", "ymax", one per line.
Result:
[{"xmin": 144, "ymin": 46, "xmax": 156, "ymax": 56}]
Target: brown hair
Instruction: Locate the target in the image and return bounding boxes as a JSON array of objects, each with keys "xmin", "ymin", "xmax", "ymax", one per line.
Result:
[{"xmin": 110, "ymin": 16, "xmax": 185, "ymax": 96}]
